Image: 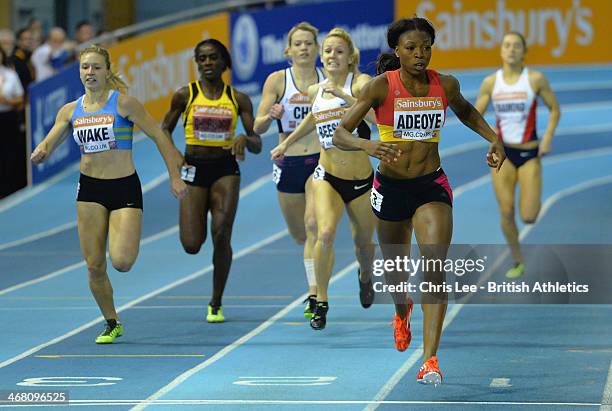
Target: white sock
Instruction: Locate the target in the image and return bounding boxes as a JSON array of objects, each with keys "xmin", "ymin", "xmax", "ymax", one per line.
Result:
[{"xmin": 304, "ymin": 259, "xmax": 316, "ymax": 288}]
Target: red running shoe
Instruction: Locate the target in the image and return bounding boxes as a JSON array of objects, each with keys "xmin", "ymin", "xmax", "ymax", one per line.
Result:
[
  {"xmin": 392, "ymin": 298, "xmax": 414, "ymax": 352},
  {"xmin": 417, "ymin": 355, "xmax": 443, "ymax": 386}
]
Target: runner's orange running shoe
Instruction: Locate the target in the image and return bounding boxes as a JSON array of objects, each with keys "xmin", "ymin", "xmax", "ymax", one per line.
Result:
[
  {"xmin": 417, "ymin": 355, "xmax": 443, "ymax": 386},
  {"xmin": 392, "ymin": 298, "xmax": 414, "ymax": 352}
]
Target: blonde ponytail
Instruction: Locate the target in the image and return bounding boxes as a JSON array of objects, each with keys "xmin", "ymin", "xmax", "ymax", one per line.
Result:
[{"xmin": 79, "ymin": 44, "xmax": 129, "ymax": 92}]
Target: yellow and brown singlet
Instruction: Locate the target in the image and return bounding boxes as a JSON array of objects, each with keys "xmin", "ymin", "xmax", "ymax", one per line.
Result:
[{"xmin": 183, "ymin": 81, "xmax": 239, "ymax": 148}]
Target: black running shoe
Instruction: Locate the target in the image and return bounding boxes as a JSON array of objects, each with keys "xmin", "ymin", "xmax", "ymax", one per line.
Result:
[
  {"xmin": 358, "ymin": 269, "xmax": 375, "ymax": 308},
  {"xmin": 310, "ymin": 302, "xmax": 328, "ymax": 330},
  {"xmin": 303, "ymin": 295, "xmax": 317, "ymax": 319}
]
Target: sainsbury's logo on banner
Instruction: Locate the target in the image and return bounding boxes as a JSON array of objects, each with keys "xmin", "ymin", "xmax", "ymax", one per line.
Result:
[
  {"xmin": 397, "ymin": 0, "xmax": 610, "ymax": 67},
  {"xmin": 415, "ymin": 0, "xmax": 592, "ymax": 57}
]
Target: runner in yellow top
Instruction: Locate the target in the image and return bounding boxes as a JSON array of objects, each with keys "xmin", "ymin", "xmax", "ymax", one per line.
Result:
[{"xmin": 162, "ymin": 39, "xmax": 262, "ymax": 323}]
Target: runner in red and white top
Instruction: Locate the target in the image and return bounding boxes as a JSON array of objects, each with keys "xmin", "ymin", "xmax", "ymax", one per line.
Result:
[{"xmin": 476, "ymin": 31, "xmax": 560, "ymax": 279}]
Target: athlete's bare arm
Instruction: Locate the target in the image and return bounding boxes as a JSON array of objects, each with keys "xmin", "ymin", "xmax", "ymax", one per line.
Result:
[
  {"xmin": 531, "ymin": 70, "xmax": 560, "ymax": 156},
  {"xmin": 31, "ymin": 102, "xmax": 76, "ymax": 163},
  {"xmin": 233, "ymin": 90, "xmax": 262, "ymax": 160},
  {"xmin": 161, "ymin": 86, "xmax": 190, "ymax": 139},
  {"xmin": 475, "ymin": 73, "xmax": 495, "ymax": 115},
  {"xmin": 352, "ymin": 73, "xmax": 377, "ymax": 124},
  {"xmin": 334, "ymin": 75, "xmax": 399, "ymax": 162},
  {"xmin": 254, "ymin": 70, "xmax": 284, "ymax": 134},
  {"xmin": 441, "ymin": 74, "xmax": 505, "ymax": 170},
  {"xmin": 119, "ymin": 94, "xmax": 187, "ymax": 198}
]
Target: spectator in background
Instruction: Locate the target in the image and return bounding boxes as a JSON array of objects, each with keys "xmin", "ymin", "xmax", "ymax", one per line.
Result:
[
  {"xmin": 27, "ymin": 18, "xmax": 43, "ymax": 49},
  {"xmin": 8, "ymin": 28, "xmax": 34, "ymax": 197},
  {"xmin": 0, "ymin": 29, "xmax": 15, "ymax": 56},
  {"xmin": 0, "ymin": 47, "xmax": 24, "ymax": 198},
  {"xmin": 66, "ymin": 21, "xmax": 96, "ymax": 63},
  {"xmin": 11, "ymin": 28, "xmax": 35, "ymax": 90},
  {"xmin": 32, "ymin": 27, "xmax": 71, "ymax": 82},
  {"xmin": 75, "ymin": 21, "xmax": 95, "ymax": 44}
]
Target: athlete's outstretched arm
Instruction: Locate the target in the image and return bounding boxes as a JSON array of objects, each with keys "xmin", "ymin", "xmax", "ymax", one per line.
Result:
[
  {"xmin": 533, "ymin": 72, "xmax": 560, "ymax": 156},
  {"xmin": 31, "ymin": 102, "xmax": 75, "ymax": 164},
  {"xmin": 233, "ymin": 91, "xmax": 262, "ymax": 160},
  {"xmin": 443, "ymin": 74, "xmax": 506, "ymax": 171},
  {"xmin": 119, "ymin": 94, "xmax": 187, "ymax": 198},
  {"xmin": 334, "ymin": 76, "xmax": 400, "ymax": 162},
  {"xmin": 254, "ymin": 71, "xmax": 283, "ymax": 135},
  {"xmin": 475, "ymin": 74, "xmax": 495, "ymax": 115},
  {"xmin": 161, "ymin": 86, "xmax": 189, "ymax": 141}
]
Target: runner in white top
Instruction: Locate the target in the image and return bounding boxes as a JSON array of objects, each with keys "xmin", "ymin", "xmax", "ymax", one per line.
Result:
[
  {"xmin": 254, "ymin": 22, "xmax": 323, "ymax": 318},
  {"xmin": 271, "ymin": 28, "xmax": 377, "ymax": 330},
  {"xmin": 476, "ymin": 31, "xmax": 560, "ymax": 279}
]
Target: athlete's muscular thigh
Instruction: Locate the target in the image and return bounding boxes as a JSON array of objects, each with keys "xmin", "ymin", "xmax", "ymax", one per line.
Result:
[
  {"xmin": 77, "ymin": 202, "xmax": 110, "ymax": 268},
  {"xmin": 109, "ymin": 208, "xmax": 142, "ymax": 271},
  {"xmin": 209, "ymin": 175, "xmax": 240, "ymax": 237},
  {"xmin": 412, "ymin": 202, "xmax": 453, "ymax": 246},
  {"xmin": 180, "ymin": 185, "xmax": 209, "ymax": 249},
  {"xmin": 346, "ymin": 191, "xmax": 375, "ymax": 245},
  {"xmin": 517, "ymin": 158, "xmax": 542, "ymax": 223},
  {"xmin": 491, "ymin": 161, "xmax": 518, "ymax": 217},
  {"xmin": 277, "ymin": 192, "xmax": 307, "ymax": 243}
]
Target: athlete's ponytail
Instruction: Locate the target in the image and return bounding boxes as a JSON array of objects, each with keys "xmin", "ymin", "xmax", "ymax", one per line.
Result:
[
  {"xmin": 376, "ymin": 52, "xmax": 400, "ymax": 74},
  {"xmin": 79, "ymin": 44, "xmax": 129, "ymax": 92}
]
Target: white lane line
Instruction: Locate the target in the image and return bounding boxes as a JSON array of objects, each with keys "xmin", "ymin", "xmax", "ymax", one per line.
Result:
[
  {"xmin": 0, "ymin": 130, "xmax": 145, "ymax": 214},
  {"xmin": 0, "ymin": 162, "xmax": 80, "ymax": 214},
  {"xmin": 4, "ymin": 117, "xmax": 611, "ymax": 252},
  {"xmin": 521, "ymin": 175, "xmax": 612, "ymax": 240},
  {"xmin": 0, "ymin": 174, "xmax": 272, "ymax": 295},
  {"xmin": 600, "ymin": 360, "xmax": 612, "ymax": 411},
  {"xmin": 0, "ymin": 221, "xmax": 77, "ymax": 252},
  {"xmin": 363, "ymin": 303, "xmax": 464, "ymax": 411},
  {"xmin": 364, "ymin": 172, "xmax": 612, "ymax": 411},
  {"xmin": 0, "ymin": 127, "xmax": 277, "ymax": 215},
  {"xmin": 439, "ymin": 123, "xmax": 612, "ymax": 159},
  {"xmin": 0, "ymin": 399, "xmax": 600, "ymax": 407},
  {"xmin": 0, "ymin": 228, "xmax": 289, "ymax": 370},
  {"xmin": 130, "ymin": 261, "xmax": 359, "ymax": 411},
  {"xmin": 0, "ymin": 168, "xmax": 169, "ymax": 252}
]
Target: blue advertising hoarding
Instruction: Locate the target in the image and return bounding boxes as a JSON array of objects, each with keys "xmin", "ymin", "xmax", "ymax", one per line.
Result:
[
  {"xmin": 29, "ymin": 62, "xmax": 84, "ymax": 184},
  {"xmin": 230, "ymin": 0, "xmax": 394, "ymax": 96}
]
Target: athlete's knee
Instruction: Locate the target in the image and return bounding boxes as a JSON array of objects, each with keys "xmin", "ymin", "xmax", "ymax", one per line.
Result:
[
  {"xmin": 109, "ymin": 250, "xmax": 136, "ymax": 272},
  {"xmin": 520, "ymin": 205, "xmax": 541, "ymax": 224},
  {"xmin": 181, "ymin": 234, "xmax": 204, "ymax": 254},
  {"xmin": 212, "ymin": 223, "xmax": 233, "ymax": 246},
  {"xmin": 112, "ymin": 258, "xmax": 134, "ymax": 273},
  {"xmin": 317, "ymin": 226, "xmax": 336, "ymax": 247},
  {"xmin": 305, "ymin": 214, "xmax": 317, "ymax": 238},
  {"xmin": 87, "ymin": 262, "xmax": 107, "ymax": 280},
  {"xmin": 288, "ymin": 227, "xmax": 306, "ymax": 245},
  {"xmin": 521, "ymin": 214, "xmax": 538, "ymax": 224},
  {"xmin": 499, "ymin": 204, "xmax": 515, "ymax": 221}
]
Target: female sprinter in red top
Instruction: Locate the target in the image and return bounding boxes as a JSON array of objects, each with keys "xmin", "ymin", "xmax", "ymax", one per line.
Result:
[{"xmin": 333, "ymin": 18, "xmax": 505, "ymax": 385}]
